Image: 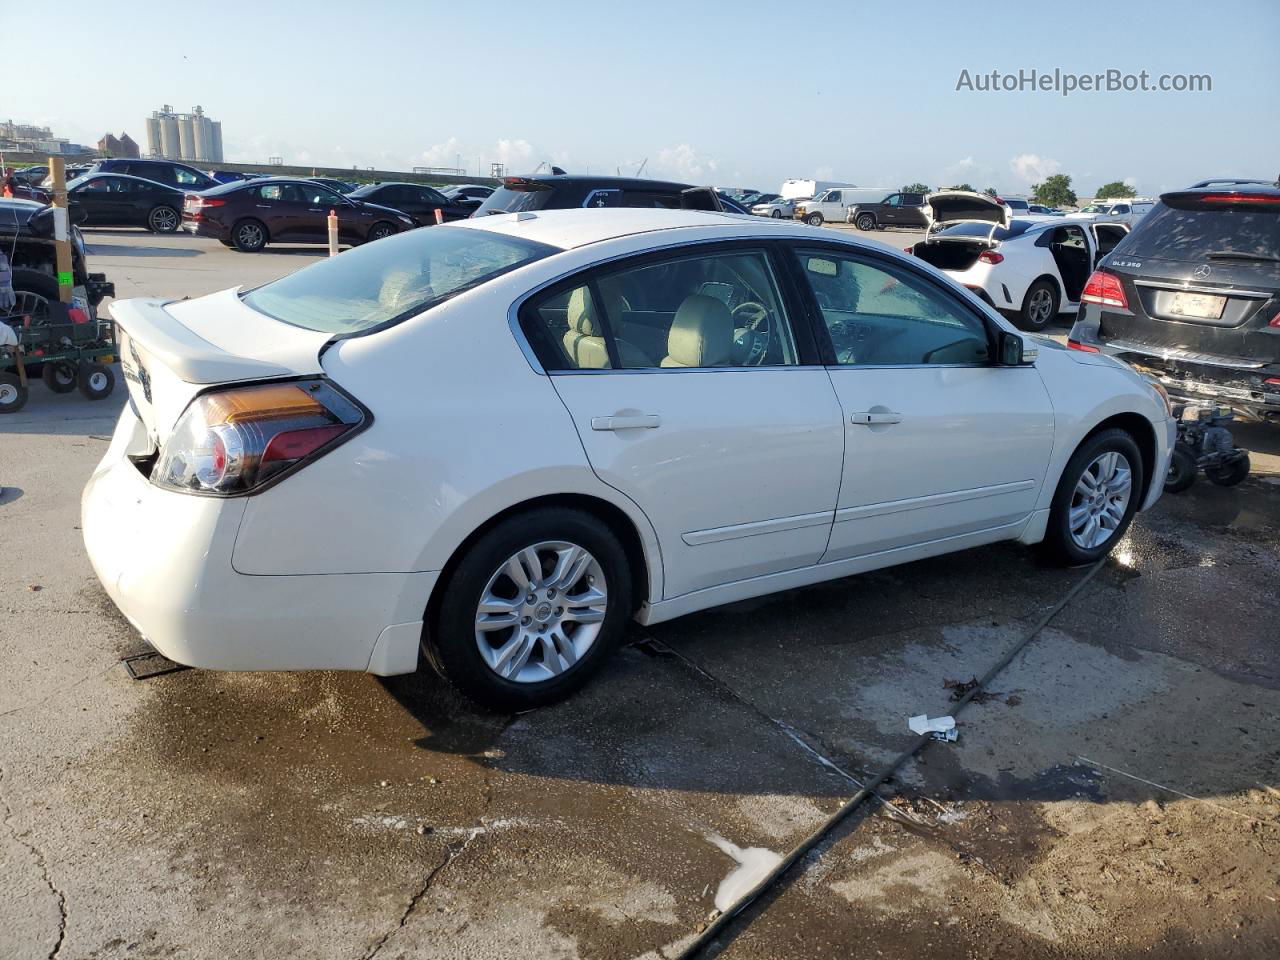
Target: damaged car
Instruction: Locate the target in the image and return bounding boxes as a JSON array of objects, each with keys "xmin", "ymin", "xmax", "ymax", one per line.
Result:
[
  {"xmin": 1068, "ymin": 181, "xmax": 1280, "ymax": 421},
  {"xmin": 908, "ymin": 191, "xmax": 1129, "ymax": 331}
]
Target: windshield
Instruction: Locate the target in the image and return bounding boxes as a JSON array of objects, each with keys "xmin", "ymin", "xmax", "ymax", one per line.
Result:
[
  {"xmin": 1116, "ymin": 202, "xmax": 1280, "ymax": 262},
  {"xmin": 243, "ymin": 226, "xmax": 558, "ymax": 334},
  {"xmin": 935, "ymin": 220, "xmax": 1034, "ymax": 241}
]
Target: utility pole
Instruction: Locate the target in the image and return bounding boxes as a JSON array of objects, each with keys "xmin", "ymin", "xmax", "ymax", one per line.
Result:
[{"xmin": 49, "ymin": 157, "xmax": 73, "ymax": 303}]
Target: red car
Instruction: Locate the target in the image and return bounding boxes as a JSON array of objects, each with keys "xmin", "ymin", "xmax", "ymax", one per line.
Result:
[{"xmin": 182, "ymin": 177, "xmax": 415, "ymax": 252}]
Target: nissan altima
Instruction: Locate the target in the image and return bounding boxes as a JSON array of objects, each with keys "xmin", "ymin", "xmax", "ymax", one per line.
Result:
[{"xmin": 83, "ymin": 210, "xmax": 1174, "ymax": 709}]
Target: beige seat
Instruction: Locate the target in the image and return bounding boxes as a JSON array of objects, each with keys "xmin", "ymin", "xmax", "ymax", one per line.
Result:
[
  {"xmin": 561, "ymin": 287, "xmax": 650, "ymax": 369},
  {"xmin": 660, "ymin": 294, "xmax": 734, "ymax": 368}
]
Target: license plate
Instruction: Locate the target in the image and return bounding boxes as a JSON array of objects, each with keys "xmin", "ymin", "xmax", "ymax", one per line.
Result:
[{"xmin": 1169, "ymin": 291, "xmax": 1226, "ymax": 319}]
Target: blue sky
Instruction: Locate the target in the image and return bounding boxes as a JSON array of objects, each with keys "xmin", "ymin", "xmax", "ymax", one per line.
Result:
[{"xmin": 9, "ymin": 0, "xmax": 1277, "ymax": 197}]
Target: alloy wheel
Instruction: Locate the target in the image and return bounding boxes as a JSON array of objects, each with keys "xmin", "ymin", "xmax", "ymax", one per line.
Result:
[
  {"xmin": 1028, "ymin": 288, "xmax": 1054, "ymax": 325},
  {"xmin": 238, "ymin": 223, "xmax": 264, "ymax": 248},
  {"xmin": 150, "ymin": 207, "xmax": 178, "ymax": 232},
  {"xmin": 1068, "ymin": 451, "xmax": 1132, "ymax": 549},
  {"xmin": 473, "ymin": 540, "xmax": 608, "ymax": 684}
]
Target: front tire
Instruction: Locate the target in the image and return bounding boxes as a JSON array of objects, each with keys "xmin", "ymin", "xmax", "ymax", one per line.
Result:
[
  {"xmin": 805, "ymin": 212, "xmax": 824, "ymax": 226},
  {"xmin": 426, "ymin": 508, "xmax": 633, "ymax": 711},
  {"xmin": 770, "ymin": 209, "xmax": 782, "ymax": 219},
  {"xmin": 855, "ymin": 213, "xmax": 876, "ymax": 231},
  {"xmin": 147, "ymin": 205, "xmax": 180, "ymax": 233},
  {"xmin": 1016, "ymin": 279, "xmax": 1059, "ymax": 331},
  {"xmin": 232, "ymin": 218, "xmax": 268, "ymax": 252},
  {"xmin": 1041, "ymin": 428, "xmax": 1144, "ymax": 565}
]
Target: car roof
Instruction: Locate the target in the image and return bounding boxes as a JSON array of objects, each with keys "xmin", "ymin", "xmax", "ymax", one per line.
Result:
[
  {"xmin": 501, "ymin": 174, "xmax": 694, "ymax": 191},
  {"xmin": 446, "ymin": 207, "xmax": 809, "ymax": 250},
  {"xmin": 74, "ymin": 172, "xmax": 174, "ymax": 187},
  {"xmin": 1168, "ymin": 181, "xmax": 1280, "ymax": 199}
]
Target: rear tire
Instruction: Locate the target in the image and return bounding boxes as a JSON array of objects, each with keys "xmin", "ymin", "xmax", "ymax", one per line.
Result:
[
  {"xmin": 366, "ymin": 221, "xmax": 396, "ymax": 243},
  {"xmin": 1205, "ymin": 452, "xmax": 1250, "ymax": 487},
  {"xmin": 232, "ymin": 218, "xmax": 268, "ymax": 252},
  {"xmin": 147, "ymin": 205, "xmax": 180, "ymax": 233},
  {"xmin": 1164, "ymin": 444, "xmax": 1197, "ymax": 493},
  {"xmin": 1041, "ymin": 428, "xmax": 1144, "ymax": 565},
  {"xmin": 1016, "ymin": 279, "xmax": 1059, "ymax": 331},
  {"xmin": 856, "ymin": 213, "xmax": 876, "ymax": 231},
  {"xmin": 425, "ymin": 508, "xmax": 633, "ymax": 711},
  {"xmin": 76, "ymin": 362, "xmax": 114, "ymax": 401},
  {"xmin": 805, "ymin": 212, "xmax": 824, "ymax": 226},
  {"xmin": 0, "ymin": 372, "xmax": 29, "ymax": 414},
  {"xmin": 42, "ymin": 361, "xmax": 78, "ymax": 394}
]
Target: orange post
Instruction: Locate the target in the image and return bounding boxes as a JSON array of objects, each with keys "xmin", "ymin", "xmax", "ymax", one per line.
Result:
[
  {"xmin": 433, "ymin": 208, "xmax": 443, "ymax": 225},
  {"xmin": 327, "ymin": 209, "xmax": 339, "ymax": 256}
]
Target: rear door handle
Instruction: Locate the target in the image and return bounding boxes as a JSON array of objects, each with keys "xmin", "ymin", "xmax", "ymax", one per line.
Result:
[
  {"xmin": 591, "ymin": 415, "xmax": 662, "ymax": 431},
  {"xmin": 850, "ymin": 411, "xmax": 903, "ymax": 425}
]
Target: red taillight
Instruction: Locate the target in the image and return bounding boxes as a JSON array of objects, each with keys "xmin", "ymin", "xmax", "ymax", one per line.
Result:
[
  {"xmin": 1270, "ymin": 312, "xmax": 1280, "ymax": 328},
  {"xmin": 194, "ymin": 197, "xmax": 226, "ymax": 207},
  {"xmin": 1266, "ymin": 378, "xmax": 1280, "ymax": 385},
  {"xmin": 904, "ymin": 245, "xmax": 914, "ymax": 254},
  {"xmin": 978, "ymin": 251, "xmax": 1004, "ymax": 264},
  {"xmin": 1067, "ymin": 339, "xmax": 1100, "ymax": 353},
  {"xmin": 1200, "ymin": 193, "xmax": 1280, "ymax": 205},
  {"xmin": 261, "ymin": 424, "xmax": 348, "ymax": 464},
  {"xmin": 1080, "ymin": 271, "xmax": 1129, "ymax": 309}
]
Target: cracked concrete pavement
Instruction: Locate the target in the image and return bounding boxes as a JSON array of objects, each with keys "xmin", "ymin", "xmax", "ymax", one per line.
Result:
[{"xmin": 1, "ymin": 229, "xmax": 1278, "ymax": 959}]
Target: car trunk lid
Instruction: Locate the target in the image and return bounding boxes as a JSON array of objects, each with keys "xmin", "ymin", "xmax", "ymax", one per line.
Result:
[
  {"xmin": 111, "ymin": 288, "xmax": 330, "ymax": 446},
  {"xmin": 924, "ymin": 191, "xmax": 1009, "ymax": 236}
]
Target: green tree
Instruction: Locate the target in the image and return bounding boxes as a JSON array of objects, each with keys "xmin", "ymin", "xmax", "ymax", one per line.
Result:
[
  {"xmin": 1031, "ymin": 174, "xmax": 1077, "ymax": 208},
  {"xmin": 983, "ymin": 186, "xmax": 998, "ymax": 197},
  {"xmin": 900, "ymin": 182, "xmax": 930, "ymax": 194},
  {"xmin": 941, "ymin": 182, "xmax": 974, "ymax": 192},
  {"xmin": 1095, "ymin": 180, "xmax": 1136, "ymax": 199}
]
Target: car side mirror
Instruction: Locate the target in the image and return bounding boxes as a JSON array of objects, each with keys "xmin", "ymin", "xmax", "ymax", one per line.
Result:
[{"xmin": 998, "ymin": 331, "xmax": 1035, "ymax": 365}]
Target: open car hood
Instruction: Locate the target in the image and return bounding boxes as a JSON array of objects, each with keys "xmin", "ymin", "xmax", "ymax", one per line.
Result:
[{"xmin": 925, "ymin": 191, "xmax": 1010, "ymax": 229}]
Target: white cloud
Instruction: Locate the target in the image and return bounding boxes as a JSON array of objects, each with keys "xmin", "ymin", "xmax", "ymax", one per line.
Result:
[
  {"xmin": 419, "ymin": 137, "xmax": 465, "ymax": 169},
  {"xmin": 1123, "ymin": 176, "xmax": 1138, "ymax": 189},
  {"xmin": 651, "ymin": 144, "xmax": 719, "ymax": 183},
  {"xmin": 1009, "ymin": 153, "xmax": 1061, "ymax": 184},
  {"xmin": 492, "ymin": 138, "xmax": 535, "ymax": 169}
]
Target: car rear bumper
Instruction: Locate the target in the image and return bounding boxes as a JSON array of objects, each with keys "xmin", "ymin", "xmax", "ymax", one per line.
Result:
[
  {"xmin": 1070, "ymin": 320, "xmax": 1280, "ymax": 419},
  {"xmin": 181, "ymin": 218, "xmax": 228, "ymax": 240},
  {"xmin": 81, "ymin": 406, "xmax": 434, "ymax": 676}
]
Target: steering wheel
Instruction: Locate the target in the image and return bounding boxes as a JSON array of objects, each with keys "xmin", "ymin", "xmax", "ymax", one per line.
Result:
[{"xmin": 731, "ymin": 301, "xmax": 771, "ymax": 365}]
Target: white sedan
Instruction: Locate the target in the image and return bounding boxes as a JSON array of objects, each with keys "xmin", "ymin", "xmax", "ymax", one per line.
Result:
[
  {"xmin": 909, "ymin": 191, "xmax": 1130, "ymax": 331},
  {"xmin": 83, "ymin": 209, "xmax": 1173, "ymax": 710}
]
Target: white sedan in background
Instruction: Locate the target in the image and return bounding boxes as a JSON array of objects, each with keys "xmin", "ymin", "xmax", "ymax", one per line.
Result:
[
  {"xmin": 750, "ymin": 197, "xmax": 795, "ymax": 218},
  {"xmin": 909, "ymin": 191, "xmax": 1130, "ymax": 330},
  {"xmin": 83, "ymin": 209, "xmax": 1171, "ymax": 711}
]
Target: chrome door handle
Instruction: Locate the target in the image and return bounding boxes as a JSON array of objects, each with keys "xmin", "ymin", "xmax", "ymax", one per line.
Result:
[
  {"xmin": 255, "ymin": 204, "xmax": 271, "ymax": 209},
  {"xmin": 850, "ymin": 411, "xmax": 903, "ymax": 425},
  {"xmin": 590, "ymin": 415, "xmax": 662, "ymax": 431}
]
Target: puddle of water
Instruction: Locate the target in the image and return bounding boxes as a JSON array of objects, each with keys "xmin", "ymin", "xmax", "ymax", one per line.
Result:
[{"xmin": 706, "ymin": 833, "xmax": 783, "ymax": 913}]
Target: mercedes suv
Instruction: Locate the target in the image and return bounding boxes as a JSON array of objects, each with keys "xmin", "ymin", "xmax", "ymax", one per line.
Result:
[{"xmin": 1068, "ymin": 181, "xmax": 1280, "ymax": 420}]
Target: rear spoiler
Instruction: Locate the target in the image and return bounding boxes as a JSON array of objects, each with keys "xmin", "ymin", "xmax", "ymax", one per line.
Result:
[{"xmin": 109, "ymin": 297, "xmax": 297, "ymax": 384}]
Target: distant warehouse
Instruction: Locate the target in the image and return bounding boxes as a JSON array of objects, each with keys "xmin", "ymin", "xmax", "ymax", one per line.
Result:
[{"xmin": 145, "ymin": 105, "xmax": 223, "ymax": 163}]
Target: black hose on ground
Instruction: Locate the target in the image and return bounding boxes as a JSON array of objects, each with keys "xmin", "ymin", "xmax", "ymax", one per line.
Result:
[{"xmin": 674, "ymin": 558, "xmax": 1107, "ymax": 960}]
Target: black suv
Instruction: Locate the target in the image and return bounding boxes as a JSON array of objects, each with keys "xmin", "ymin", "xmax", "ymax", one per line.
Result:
[
  {"xmin": 1068, "ymin": 181, "xmax": 1280, "ymax": 420},
  {"xmin": 88, "ymin": 158, "xmax": 218, "ymax": 192},
  {"xmin": 472, "ymin": 175, "xmax": 741, "ymax": 216},
  {"xmin": 848, "ymin": 191, "xmax": 929, "ymax": 231}
]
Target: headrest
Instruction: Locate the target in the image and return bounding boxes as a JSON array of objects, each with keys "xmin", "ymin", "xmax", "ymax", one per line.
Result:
[
  {"xmin": 568, "ymin": 287, "xmax": 597, "ymax": 336},
  {"xmin": 666, "ymin": 294, "xmax": 733, "ymax": 367}
]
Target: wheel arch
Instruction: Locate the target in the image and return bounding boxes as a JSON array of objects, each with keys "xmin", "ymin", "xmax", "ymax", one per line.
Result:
[{"xmin": 424, "ymin": 492, "xmax": 658, "ymax": 639}]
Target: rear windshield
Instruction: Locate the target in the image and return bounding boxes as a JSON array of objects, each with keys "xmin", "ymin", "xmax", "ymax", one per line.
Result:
[
  {"xmin": 934, "ymin": 220, "xmax": 1034, "ymax": 241},
  {"xmin": 475, "ymin": 182, "xmax": 557, "ymax": 215},
  {"xmin": 243, "ymin": 226, "xmax": 557, "ymax": 335},
  {"xmin": 1116, "ymin": 202, "xmax": 1280, "ymax": 261}
]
